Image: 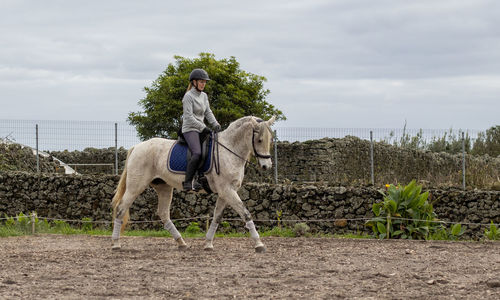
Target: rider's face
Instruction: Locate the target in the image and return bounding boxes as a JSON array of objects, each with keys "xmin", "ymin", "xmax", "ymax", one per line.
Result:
[{"xmin": 194, "ymin": 80, "xmax": 207, "ymax": 91}]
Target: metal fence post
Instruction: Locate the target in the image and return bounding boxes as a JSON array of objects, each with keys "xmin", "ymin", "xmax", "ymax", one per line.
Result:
[
  {"xmin": 36, "ymin": 124, "xmax": 39, "ymax": 173},
  {"xmin": 462, "ymin": 131, "xmax": 466, "ymax": 190},
  {"xmin": 115, "ymin": 123, "xmax": 118, "ymax": 175},
  {"xmin": 31, "ymin": 212, "xmax": 36, "ymax": 234},
  {"xmin": 274, "ymin": 130, "xmax": 278, "ymax": 184},
  {"xmin": 370, "ymin": 130, "xmax": 374, "ymax": 185}
]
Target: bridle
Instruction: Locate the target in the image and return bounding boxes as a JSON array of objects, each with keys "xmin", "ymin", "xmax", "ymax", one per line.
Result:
[
  {"xmin": 252, "ymin": 128, "xmax": 272, "ymax": 159},
  {"xmin": 212, "ymin": 121, "xmax": 273, "ymax": 175}
]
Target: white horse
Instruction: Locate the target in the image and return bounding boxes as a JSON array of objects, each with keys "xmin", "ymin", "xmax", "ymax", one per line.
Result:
[{"xmin": 111, "ymin": 115, "xmax": 275, "ymax": 253}]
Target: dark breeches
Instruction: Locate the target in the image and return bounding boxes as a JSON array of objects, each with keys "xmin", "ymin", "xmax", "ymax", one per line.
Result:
[{"xmin": 183, "ymin": 131, "xmax": 202, "ymax": 160}]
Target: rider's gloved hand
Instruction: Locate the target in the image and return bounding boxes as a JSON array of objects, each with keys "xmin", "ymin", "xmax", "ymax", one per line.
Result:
[
  {"xmin": 202, "ymin": 127, "xmax": 212, "ymax": 135},
  {"xmin": 213, "ymin": 124, "xmax": 222, "ymax": 132}
]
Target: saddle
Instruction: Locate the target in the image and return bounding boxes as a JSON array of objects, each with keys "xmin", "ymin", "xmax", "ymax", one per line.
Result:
[{"xmin": 167, "ymin": 131, "xmax": 214, "ymax": 175}]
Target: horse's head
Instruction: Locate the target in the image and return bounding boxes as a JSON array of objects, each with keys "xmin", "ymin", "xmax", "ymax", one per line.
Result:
[{"xmin": 250, "ymin": 116, "xmax": 276, "ymax": 170}]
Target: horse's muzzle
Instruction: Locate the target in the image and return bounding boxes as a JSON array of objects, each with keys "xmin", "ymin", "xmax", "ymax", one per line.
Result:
[{"xmin": 258, "ymin": 159, "xmax": 272, "ymax": 170}]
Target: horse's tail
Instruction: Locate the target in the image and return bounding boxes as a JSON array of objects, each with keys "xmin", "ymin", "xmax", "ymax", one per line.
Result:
[{"xmin": 112, "ymin": 146, "xmax": 134, "ymax": 233}]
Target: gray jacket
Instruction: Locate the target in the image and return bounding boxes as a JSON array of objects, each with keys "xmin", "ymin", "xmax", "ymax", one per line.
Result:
[{"xmin": 181, "ymin": 87, "xmax": 219, "ymax": 133}]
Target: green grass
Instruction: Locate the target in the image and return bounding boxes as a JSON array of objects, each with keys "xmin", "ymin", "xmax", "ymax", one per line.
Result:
[
  {"xmin": 5, "ymin": 214, "xmax": 491, "ymax": 241},
  {"xmin": 2, "ymin": 213, "xmax": 496, "ymax": 241},
  {"xmin": 333, "ymin": 232, "xmax": 372, "ymax": 239},
  {"xmin": 3, "ymin": 217, "xmax": 494, "ymax": 241},
  {"xmin": 0, "ymin": 216, "xmax": 362, "ymax": 239}
]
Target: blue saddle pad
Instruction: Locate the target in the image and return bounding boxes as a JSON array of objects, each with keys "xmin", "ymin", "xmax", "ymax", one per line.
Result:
[{"xmin": 167, "ymin": 136, "xmax": 213, "ymax": 174}]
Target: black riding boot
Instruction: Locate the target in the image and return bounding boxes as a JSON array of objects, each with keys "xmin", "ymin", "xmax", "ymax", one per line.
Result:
[{"xmin": 183, "ymin": 155, "xmax": 202, "ymax": 191}]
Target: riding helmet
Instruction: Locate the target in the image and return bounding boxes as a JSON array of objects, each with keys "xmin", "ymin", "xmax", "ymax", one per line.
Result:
[{"xmin": 189, "ymin": 68, "xmax": 210, "ymax": 81}]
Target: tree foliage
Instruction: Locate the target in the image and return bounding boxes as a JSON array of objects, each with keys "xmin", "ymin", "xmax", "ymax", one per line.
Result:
[
  {"xmin": 128, "ymin": 53, "xmax": 285, "ymax": 140},
  {"xmin": 385, "ymin": 125, "xmax": 499, "ymax": 157},
  {"xmin": 471, "ymin": 125, "xmax": 500, "ymax": 157}
]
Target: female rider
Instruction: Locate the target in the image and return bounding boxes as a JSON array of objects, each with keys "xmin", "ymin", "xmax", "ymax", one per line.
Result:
[{"xmin": 181, "ymin": 68, "xmax": 221, "ymax": 191}]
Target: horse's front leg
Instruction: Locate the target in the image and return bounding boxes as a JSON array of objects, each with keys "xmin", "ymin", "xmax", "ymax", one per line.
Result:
[
  {"xmin": 155, "ymin": 184, "xmax": 187, "ymax": 250},
  {"xmin": 204, "ymin": 199, "xmax": 227, "ymax": 251},
  {"xmin": 222, "ymin": 189, "xmax": 266, "ymax": 253}
]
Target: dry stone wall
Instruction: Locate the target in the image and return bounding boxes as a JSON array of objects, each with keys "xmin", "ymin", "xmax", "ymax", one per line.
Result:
[
  {"xmin": 0, "ymin": 143, "xmax": 61, "ymax": 173},
  {"xmin": 49, "ymin": 147, "xmax": 128, "ymax": 174},
  {"xmin": 273, "ymin": 137, "xmax": 500, "ymax": 188},
  {"xmin": 0, "ymin": 171, "xmax": 498, "ymax": 239},
  {"xmin": 47, "ymin": 137, "xmax": 500, "ymax": 188}
]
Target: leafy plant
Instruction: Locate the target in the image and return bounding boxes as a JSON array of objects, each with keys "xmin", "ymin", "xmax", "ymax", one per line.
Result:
[
  {"xmin": 185, "ymin": 222, "xmax": 201, "ymax": 234},
  {"xmin": 366, "ymin": 180, "xmax": 440, "ymax": 240},
  {"xmin": 276, "ymin": 210, "xmax": 283, "ymax": 229},
  {"xmin": 81, "ymin": 217, "xmax": 93, "ymax": 232},
  {"xmin": 450, "ymin": 223, "xmax": 466, "ymax": 239},
  {"xmin": 218, "ymin": 221, "xmax": 232, "ymax": 234},
  {"xmin": 16, "ymin": 212, "xmax": 29, "ymax": 229},
  {"xmin": 429, "ymin": 223, "xmax": 466, "ymax": 240},
  {"xmin": 293, "ymin": 222, "xmax": 310, "ymax": 237},
  {"xmin": 52, "ymin": 219, "xmax": 77, "ymax": 234},
  {"xmin": 261, "ymin": 226, "xmax": 296, "ymax": 237},
  {"xmin": 4, "ymin": 214, "xmax": 16, "ymax": 227},
  {"xmin": 484, "ymin": 221, "xmax": 499, "ymax": 240}
]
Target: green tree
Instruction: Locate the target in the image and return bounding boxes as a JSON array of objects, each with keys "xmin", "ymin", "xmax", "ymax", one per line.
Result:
[
  {"xmin": 471, "ymin": 125, "xmax": 500, "ymax": 157},
  {"xmin": 128, "ymin": 53, "xmax": 285, "ymax": 140},
  {"xmin": 426, "ymin": 129, "xmax": 472, "ymax": 154}
]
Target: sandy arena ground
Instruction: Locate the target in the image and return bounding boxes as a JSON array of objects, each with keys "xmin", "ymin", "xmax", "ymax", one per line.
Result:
[{"xmin": 0, "ymin": 235, "xmax": 499, "ymax": 299}]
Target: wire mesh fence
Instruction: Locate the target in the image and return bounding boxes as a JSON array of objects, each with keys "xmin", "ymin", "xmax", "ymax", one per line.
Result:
[
  {"xmin": 0, "ymin": 119, "xmax": 140, "ymax": 151},
  {"xmin": 276, "ymin": 127, "xmax": 483, "ymax": 144},
  {"xmin": 0, "ymin": 119, "xmax": 483, "ymax": 150},
  {"xmin": 1, "ymin": 119, "xmax": 494, "ymax": 189}
]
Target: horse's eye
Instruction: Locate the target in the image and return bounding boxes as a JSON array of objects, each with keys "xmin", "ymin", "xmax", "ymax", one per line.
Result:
[{"xmin": 258, "ymin": 139, "xmax": 262, "ymax": 143}]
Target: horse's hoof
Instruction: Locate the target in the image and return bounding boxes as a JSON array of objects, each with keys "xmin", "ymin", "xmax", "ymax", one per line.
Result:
[
  {"xmin": 177, "ymin": 244, "xmax": 188, "ymax": 251},
  {"xmin": 204, "ymin": 240, "xmax": 214, "ymax": 251},
  {"xmin": 255, "ymin": 245, "xmax": 266, "ymax": 253},
  {"xmin": 111, "ymin": 243, "xmax": 121, "ymax": 250}
]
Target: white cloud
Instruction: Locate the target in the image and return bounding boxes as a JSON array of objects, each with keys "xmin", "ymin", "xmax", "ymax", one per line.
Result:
[{"xmin": 0, "ymin": 0, "xmax": 499, "ymax": 130}]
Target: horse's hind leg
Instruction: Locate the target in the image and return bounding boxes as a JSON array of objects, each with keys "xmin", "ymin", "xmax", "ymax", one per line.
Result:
[
  {"xmin": 112, "ymin": 188, "xmax": 143, "ymax": 249},
  {"xmin": 154, "ymin": 183, "xmax": 187, "ymax": 249},
  {"xmin": 221, "ymin": 189, "xmax": 266, "ymax": 253},
  {"xmin": 204, "ymin": 198, "xmax": 227, "ymax": 251}
]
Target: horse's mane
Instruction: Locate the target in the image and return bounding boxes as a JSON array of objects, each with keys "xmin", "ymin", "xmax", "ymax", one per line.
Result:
[{"xmin": 225, "ymin": 116, "xmax": 257, "ymax": 131}]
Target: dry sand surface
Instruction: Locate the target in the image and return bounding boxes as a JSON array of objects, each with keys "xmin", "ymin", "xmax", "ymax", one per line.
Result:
[{"xmin": 1, "ymin": 235, "xmax": 499, "ymax": 299}]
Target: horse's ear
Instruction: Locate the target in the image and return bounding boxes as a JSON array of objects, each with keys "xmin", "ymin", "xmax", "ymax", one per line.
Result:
[
  {"xmin": 250, "ymin": 117, "xmax": 260, "ymax": 129},
  {"xmin": 267, "ymin": 115, "xmax": 276, "ymax": 126}
]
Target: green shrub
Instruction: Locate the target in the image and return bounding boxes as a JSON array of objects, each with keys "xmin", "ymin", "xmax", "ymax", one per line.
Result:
[
  {"xmin": 81, "ymin": 217, "xmax": 93, "ymax": 232},
  {"xmin": 484, "ymin": 221, "xmax": 499, "ymax": 240},
  {"xmin": 430, "ymin": 223, "xmax": 466, "ymax": 240},
  {"xmin": 185, "ymin": 222, "xmax": 201, "ymax": 234},
  {"xmin": 37, "ymin": 219, "xmax": 51, "ymax": 232},
  {"xmin": 52, "ymin": 220, "xmax": 77, "ymax": 234},
  {"xmin": 4, "ymin": 214, "xmax": 16, "ymax": 228},
  {"xmin": 218, "ymin": 221, "xmax": 232, "ymax": 233},
  {"xmin": 294, "ymin": 222, "xmax": 310, "ymax": 237},
  {"xmin": 276, "ymin": 210, "xmax": 283, "ymax": 229},
  {"xmin": 471, "ymin": 126, "xmax": 500, "ymax": 157},
  {"xmin": 262, "ymin": 226, "xmax": 296, "ymax": 237},
  {"xmin": 366, "ymin": 180, "xmax": 441, "ymax": 239},
  {"xmin": 449, "ymin": 223, "xmax": 466, "ymax": 240},
  {"xmin": 16, "ymin": 212, "xmax": 30, "ymax": 231}
]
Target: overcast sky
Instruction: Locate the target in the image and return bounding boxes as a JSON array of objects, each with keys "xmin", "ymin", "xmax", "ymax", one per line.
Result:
[{"xmin": 1, "ymin": 0, "xmax": 499, "ymax": 130}]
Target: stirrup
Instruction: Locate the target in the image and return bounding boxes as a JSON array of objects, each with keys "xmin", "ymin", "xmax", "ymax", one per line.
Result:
[
  {"xmin": 183, "ymin": 180, "xmax": 202, "ymax": 192},
  {"xmin": 192, "ymin": 179, "xmax": 202, "ymax": 191}
]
